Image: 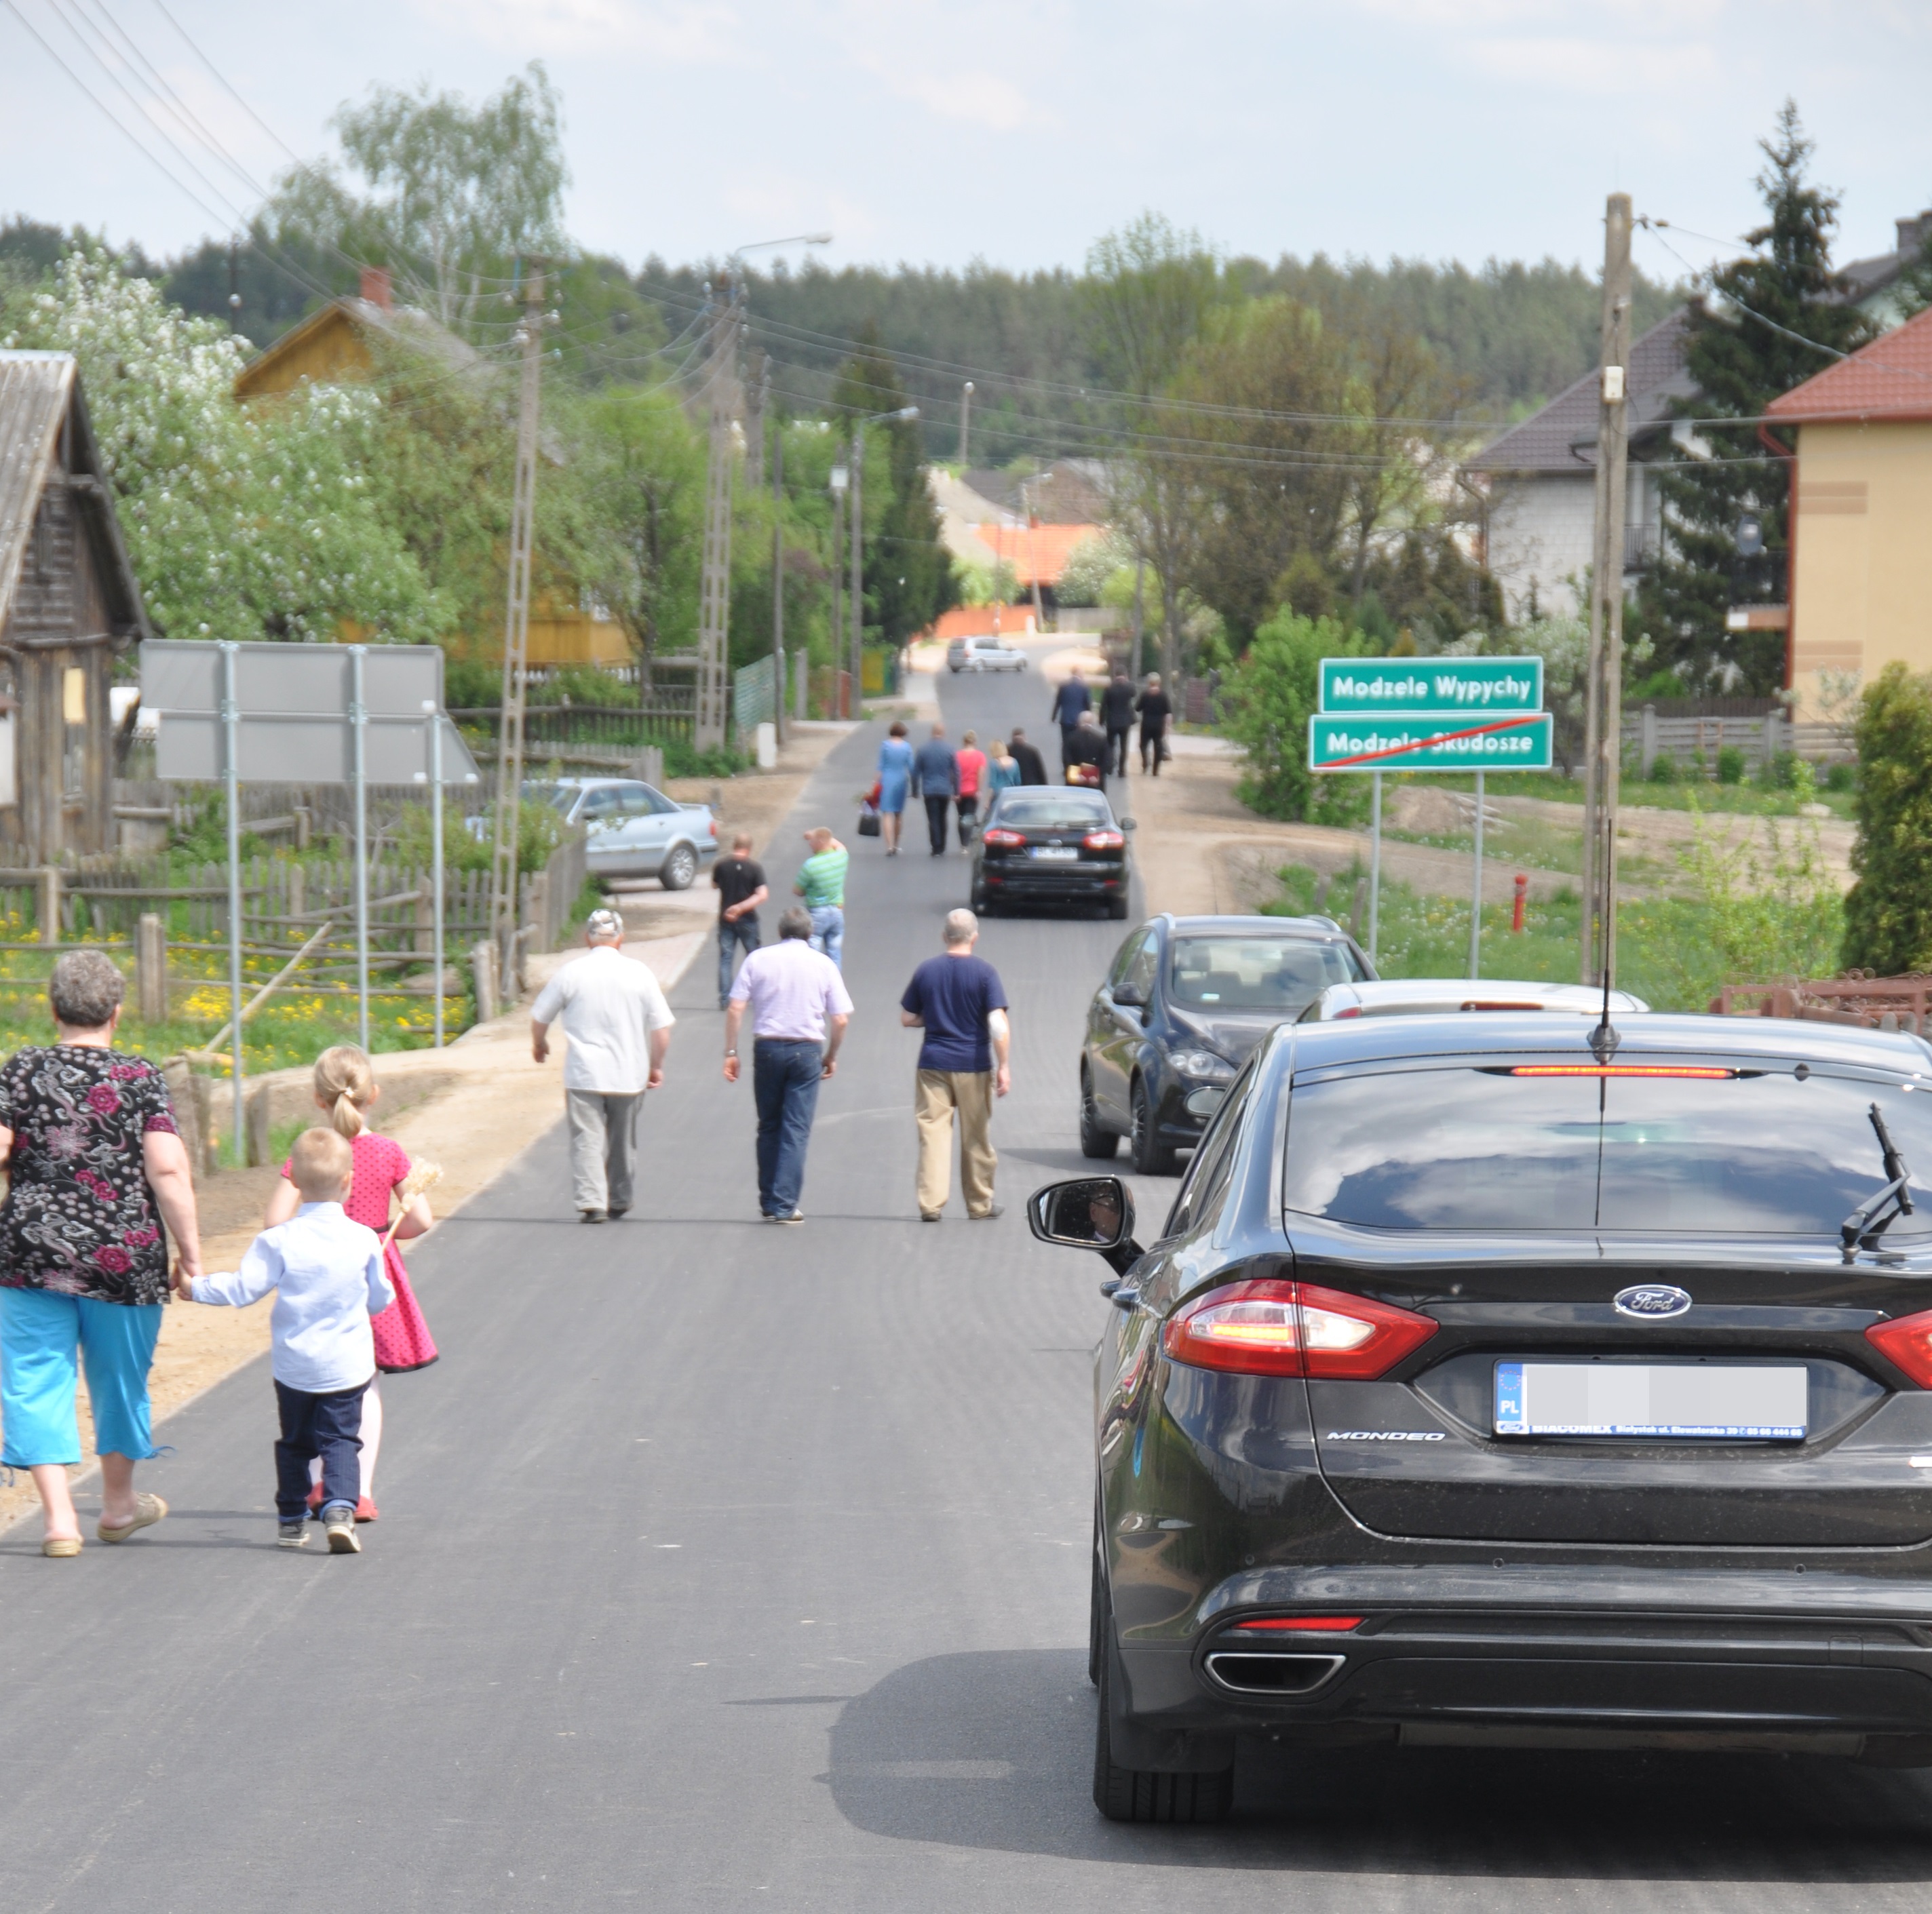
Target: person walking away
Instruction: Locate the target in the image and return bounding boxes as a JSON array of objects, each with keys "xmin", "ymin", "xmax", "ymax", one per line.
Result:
[
  {"xmin": 185, "ymin": 1127, "xmax": 393, "ymax": 1554},
  {"xmin": 1136, "ymin": 672, "xmax": 1174, "ymax": 775},
  {"xmin": 530, "ymin": 909, "xmax": 676, "ymax": 1224},
  {"xmin": 876, "ymin": 721, "xmax": 914, "ymax": 856},
  {"xmin": 912, "ymin": 723, "xmax": 959, "ymax": 857},
  {"xmin": 1102, "ymin": 671, "xmax": 1137, "ymax": 777},
  {"xmin": 954, "ymin": 730, "xmax": 988, "ymax": 848},
  {"xmin": 902, "ymin": 909, "xmax": 1011, "ymax": 1222},
  {"xmin": 985, "ymin": 737, "xmax": 1021, "ymax": 796},
  {"xmin": 724, "ymin": 906, "xmax": 853, "ymax": 1222},
  {"xmin": 0, "ymin": 949, "xmax": 201, "ymax": 1557},
  {"xmin": 1007, "ymin": 728, "xmax": 1047, "ymax": 787},
  {"xmin": 794, "ymin": 826, "xmax": 849, "ymax": 966},
  {"xmin": 1050, "ymin": 671, "xmax": 1092, "ymax": 772},
  {"xmin": 712, "ymin": 834, "xmax": 768, "ymax": 1007},
  {"xmin": 263, "ymin": 1044, "xmax": 436, "ymax": 1523},
  {"xmin": 1064, "ymin": 709, "xmax": 1108, "ymax": 792}
]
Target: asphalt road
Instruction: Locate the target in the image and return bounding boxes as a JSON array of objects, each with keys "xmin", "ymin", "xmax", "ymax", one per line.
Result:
[{"xmin": 4, "ymin": 665, "xmax": 1932, "ymax": 1911}]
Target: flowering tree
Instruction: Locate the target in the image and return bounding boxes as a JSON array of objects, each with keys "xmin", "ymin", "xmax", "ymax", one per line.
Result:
[{"xmin": 5, "ymin": 248, "xmax": 446, "ymax": 645}]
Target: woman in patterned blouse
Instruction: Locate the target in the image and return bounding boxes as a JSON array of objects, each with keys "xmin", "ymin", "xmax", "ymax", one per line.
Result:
[{"xmin": 0, "ymin": 950, "xmax": 203, "ymax": 1557}]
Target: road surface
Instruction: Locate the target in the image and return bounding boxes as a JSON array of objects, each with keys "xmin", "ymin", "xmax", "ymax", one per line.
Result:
[{"xmin": 2, "ymin": 665, "xmax": 1929, "ymax": 1911}]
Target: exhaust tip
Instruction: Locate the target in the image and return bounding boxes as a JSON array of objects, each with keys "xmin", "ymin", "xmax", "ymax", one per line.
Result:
[{"xmin": 1204, "ymin": 1652, "xmax": 1345, "ymax": 1696}]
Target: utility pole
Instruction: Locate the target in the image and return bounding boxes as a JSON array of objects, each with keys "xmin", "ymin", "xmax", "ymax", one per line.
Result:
[
  {"xmin": 1130, "ymin": 553, "xmax": 1146, "ymax": 682},
  {"xmin": 771, "ymin": 417, "xmax": 786, "ymax": 745},
  {"xmin": 695, "ymin": 280, "xmax": 741, "ymax": 752},
  {"xmin": 828, "ymin": 458, "xmax": 846, "ymax": 720},
  {"xmin": 488, "ymin": 260, "xmax": 545, "ymax": 999},
  {"xmin": 959, "ymin": 380, "xmax": 973, "ymax": 465},
  {"xmin": 849, "ymin": 429, "xmax": 864, "ymax": 716},
  {"xmin": 1579, "ymin": 193, "xmax": 1634, "ymax": 986}
]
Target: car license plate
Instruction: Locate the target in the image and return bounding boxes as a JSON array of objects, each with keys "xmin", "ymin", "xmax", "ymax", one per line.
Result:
[
  {"xmin": 1494, "ymin": 1362, "xmax": 1807, "ymax": 1439},
  {"xmin": 1030, "ymin": 846, "xmax": 1079, "ymax": 860}
]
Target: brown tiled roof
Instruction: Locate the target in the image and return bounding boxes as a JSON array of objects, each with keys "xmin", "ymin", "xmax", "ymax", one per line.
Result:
[
  {"xmin": 1464, "ymin": 308, "xmax": 1696, "ymax": 474},
  {"xmin": 1766, "ymin": 305, "xmax": 1932, "ymax": 425}
]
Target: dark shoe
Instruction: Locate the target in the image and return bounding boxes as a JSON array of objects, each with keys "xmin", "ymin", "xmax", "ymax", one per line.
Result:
[
  {"xmin": 278, "ymin": 1520, "xmax": 309, "ymax": 1549},
  {"xmin": 581, "ymin": 1209, "xmax": 607, "ymax": 1224},
  {"xmin": 969, "ymin": 1204, "xmax": 1005, "ymax": 1221},
  {"xmin": 921, "ymin": 1211, "xmax": 942, "ymax": 1222},
  {"xmin": 354, "ymin": 1497, "xmax": 379, "ymax": 1523},
  {"xmin": 325, "ymin": 1506, "xmax": 361, "ymax": 1554},
  {"xmin": 608, "ymin": 1207, "xmax": 630, "ymax": 1220}
]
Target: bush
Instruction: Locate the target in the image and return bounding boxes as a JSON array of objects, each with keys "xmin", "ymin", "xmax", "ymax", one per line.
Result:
[
  {"xmin": 1843, "ymin": 663, "xmax": 1932, "ymax": 973},
  {"xmin": 1756, "ymin": 749, "xmax": 1800, "ymax": 790},
  {"xmin": 662, "ymin": 739, "xmax": 750, "ymax": 779},
  {"xmin": 1648, "ymin": 751, "xmax": 1679, "ymax": 785},
  {"xmin": 1218, "ymin": 608, "xmax": 1367, "ymax": 826},
  {"xmin": 443, "ymin": 655, "xmax": 501, "ymax": 707},
  {"xmin": 1825, "ymin": 760, "xmax": 1856, "ymax": 793},
  {"xmin": 1716, "ymin": 744, "xmax": 1747, "ymax": 785}
]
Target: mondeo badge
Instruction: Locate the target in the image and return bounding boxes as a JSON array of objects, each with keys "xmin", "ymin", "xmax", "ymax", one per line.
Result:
[{"xmin": 1613, "ymin": 1284, "xmax": 1693, "ymax": 1320}]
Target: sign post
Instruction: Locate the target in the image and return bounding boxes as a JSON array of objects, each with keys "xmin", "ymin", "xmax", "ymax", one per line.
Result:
[{"xmin": 1312, "ymin": 658, "xmax": 1549, "ymax": 980}]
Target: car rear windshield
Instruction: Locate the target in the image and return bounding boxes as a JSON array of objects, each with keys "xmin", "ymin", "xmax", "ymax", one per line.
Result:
[
  {"xmin": 992, "ymin": 796, "xmax": 1111, "ymax": 829},
  {"xmin": 1281, "ymin": 1063, "xmax": 1932, "ymax": 1234},
  {"xmin": 524, "ymin": 783, "xmax": 573, "ymax": 813},
  {"xmin": 1170, "ymin": 937, "xmax": 1363, "ymax": 1013}
]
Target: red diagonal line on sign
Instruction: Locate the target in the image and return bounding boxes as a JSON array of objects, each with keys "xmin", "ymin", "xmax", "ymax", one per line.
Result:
[{"xmin": 1322, "ymin": 714, "xmax": 1543, "ymax": 768}]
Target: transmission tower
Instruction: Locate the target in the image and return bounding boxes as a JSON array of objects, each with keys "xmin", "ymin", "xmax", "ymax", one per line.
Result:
[
  {"xmin": 488, "ymin": 263, "xmax": 546, "ymax": 995},
  {"xmin": 695, "ymin": 281, "xmax": 742, "ymax": 751}
]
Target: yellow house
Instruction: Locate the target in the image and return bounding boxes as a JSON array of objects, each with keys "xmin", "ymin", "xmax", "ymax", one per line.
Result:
[
  {"xmin": 234, "ymin": 269, "xmax": 629, "ymax": 671},
  {"xmin": 1767, "ymin": 305, "xmax": 1932, "ymax": 720}
]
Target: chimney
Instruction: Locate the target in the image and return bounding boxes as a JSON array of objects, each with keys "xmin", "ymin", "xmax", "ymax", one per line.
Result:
[
  {"xmin": 359, "ymin": 267, "xmax": 393, "ymax": 311},
  {"xmin": 1897, "ymin": 214, "xmax": 1932, "ymax": 262}
]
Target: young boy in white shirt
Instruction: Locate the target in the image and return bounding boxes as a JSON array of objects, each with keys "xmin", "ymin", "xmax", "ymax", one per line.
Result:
[{"xmin": 182, "ymin": 1127, "xmax": 394, "ymax": 1552}]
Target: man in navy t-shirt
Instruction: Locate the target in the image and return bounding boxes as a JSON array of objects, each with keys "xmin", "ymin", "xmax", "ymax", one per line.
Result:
[{"xmin": 900, "ymin": 907, "xmax": 1011, "ymax": 1222}]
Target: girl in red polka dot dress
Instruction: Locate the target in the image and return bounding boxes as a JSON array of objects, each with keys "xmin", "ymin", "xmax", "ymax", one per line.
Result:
[{"xmin": 264, "ymin": 1045, "xmax": 437, "ymax": 1521}]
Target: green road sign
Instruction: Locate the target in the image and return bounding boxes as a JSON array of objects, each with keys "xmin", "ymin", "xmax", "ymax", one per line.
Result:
[
  {"xmin": 1309, "ymin": 711, "xmax": 1555, "ymax": 773},
  {"xmin": 1319, "ymin": 657, "xmax": 1543, "ymax": 716}
]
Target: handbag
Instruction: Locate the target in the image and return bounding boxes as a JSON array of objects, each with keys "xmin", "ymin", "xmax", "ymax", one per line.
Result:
[{"xmin": 857, "ymin": 802, "xmax": 882, "ymax": 838}]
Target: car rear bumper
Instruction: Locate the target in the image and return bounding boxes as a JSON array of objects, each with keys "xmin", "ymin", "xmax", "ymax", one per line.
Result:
[{"xmin": 980, "ymin": 861, "xmax": 1125, "ymax": 899}]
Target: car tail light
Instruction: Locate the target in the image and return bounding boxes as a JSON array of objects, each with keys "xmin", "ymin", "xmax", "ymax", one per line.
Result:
[
  {"xmin": 1335, "ymin": 1007, "xmax": 1363, "ymax": 1019},
  {"xmin": 1867, "ymin": 1310, "xmax": 1932, "ymax": 1388},
  {"xmin": 1083, "ymin": 829, "xmax": 1125, "ymax": 851},
  {"xmin": 982, "ymin": 827, "xmax": 1026, "ymax": 848},
  {"xmin": 708, "ymin": 819, "xmax": 718, "ymax": 837},
  {"xmin": 1164, "ymin": 1279, "xmax": 1437, "ymax": 1380},
  {"xmin": 1231, "ymin": 1616, "xmax": 1362, "ymax": 1633}
]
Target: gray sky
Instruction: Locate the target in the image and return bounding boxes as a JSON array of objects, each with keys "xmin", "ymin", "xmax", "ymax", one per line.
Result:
[{"xmin": 2, "ymin": 0, "xmax": 1927, "ymax": 286}]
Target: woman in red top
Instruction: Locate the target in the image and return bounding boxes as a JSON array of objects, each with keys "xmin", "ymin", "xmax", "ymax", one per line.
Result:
[
  {"xmin": 954, "ymin": 730, "xmax": 989, "ymax": 851},
  {"xmin": 265, "ymin": 1045, "xmax": 436, "ymax": 1521}
]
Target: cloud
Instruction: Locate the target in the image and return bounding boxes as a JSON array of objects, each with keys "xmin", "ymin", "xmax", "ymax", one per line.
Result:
[
  {"xmin": 1468, "ymin": 33, "xmax": 1722, "ymax": 94},
  {"xmin": 878, "ymin": 67, "xmax": 1039, "ymax": 132},
  {"xmin": 410, "ymin": 0, "xmax": 742, "ymax": 62}
]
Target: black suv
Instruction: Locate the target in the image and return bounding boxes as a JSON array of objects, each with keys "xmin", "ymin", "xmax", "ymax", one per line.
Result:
[
  {"xmin": 1078, "ymin": 914, "xmax": 1372, "ymax": 1173},
  {"xmin": 1032, "ymin": 1013, "xmax": 1932, "ymax": 1823}
]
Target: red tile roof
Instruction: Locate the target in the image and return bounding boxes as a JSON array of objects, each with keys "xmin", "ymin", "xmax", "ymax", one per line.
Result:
[
  {"xmin": 1766, "ymin": 306, "xmax": 1932, "ymax": 425},
  {"xmin": 972, "ymin": 521, "xmax": 1100, "ymax": 588}
]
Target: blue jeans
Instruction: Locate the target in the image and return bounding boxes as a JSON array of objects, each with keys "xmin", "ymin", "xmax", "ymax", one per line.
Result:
[
  {"xmin": 275, "ymin": 1378, "xmax": 367, "ymax": 1521},
  {"xmin": 0, "ymin": 1286, "xmax": 163, "ymax": 1466},
  {"xmin": 808, "ymin": 905, "xmax": 844, "ymax": 969},
  {"xmin": 752, "ymin": 1038, "xmax": 822, "ymax": 1217},
  {"xmin": 718, "ymin": 914, "xmax": 761, "ymax": 1005}
]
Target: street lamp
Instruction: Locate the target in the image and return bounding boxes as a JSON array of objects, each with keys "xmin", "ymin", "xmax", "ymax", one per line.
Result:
[{"xmin": 849, "ymin": 406, "xmax": 919, "ymax": 715}]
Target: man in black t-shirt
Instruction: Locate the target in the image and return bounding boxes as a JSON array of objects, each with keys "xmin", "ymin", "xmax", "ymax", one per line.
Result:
[
  {"xmin": 1136, "ymin": 673, "xmax": 1174, "ymax": 775},
  {"xmin": 1007, "ymin": 729, "xmax": 1048, "ymax": 786},
  {"xmin": 712, "ymin": 834, "xmax": 769, "ymax": 1009}
]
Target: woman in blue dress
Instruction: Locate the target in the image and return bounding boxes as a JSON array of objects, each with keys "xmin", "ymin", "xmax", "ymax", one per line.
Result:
[{"xmin": 876, "ymin": 720, "xmax": 914, "ymax": 856}]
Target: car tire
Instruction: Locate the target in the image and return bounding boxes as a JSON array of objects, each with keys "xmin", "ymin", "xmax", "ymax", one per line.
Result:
[
  {"xmin": 660, "ymin": 844, "xmax": 698, "ymax": 892},
  {"xmin": 1107, "ymin": 895, "xmax": 1129, "ymax": 920},
  {"xmin": 1094, "ymin": 1624, "xmax": 1233, "ymax": 1824},
  {"xmin": 1088, "ymin": 1519, "xmax": 1105, "ymax": 1687},
  {"xmin": 1080, "ymin": 1069, "xmax": 1120, "ymax": 1159},
  {"xmin": 1130, "ymin": 1076, "xmax": 1178, "ymax": 1176}
]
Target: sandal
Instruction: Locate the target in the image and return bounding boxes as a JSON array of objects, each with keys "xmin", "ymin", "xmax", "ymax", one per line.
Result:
[
  {"xmin": 96, "ymin": 1492, "xmax": 167, "ymax": 1544},
  {"xmin": 41, "ymin": 1536, "xmax": 81, "ymax": 1558}
]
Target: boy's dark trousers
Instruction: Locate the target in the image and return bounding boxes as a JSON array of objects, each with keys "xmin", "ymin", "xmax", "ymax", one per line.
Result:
[{"xmin": 275, "ymin": 1378, "xmax": 368, "ymax": 1519}]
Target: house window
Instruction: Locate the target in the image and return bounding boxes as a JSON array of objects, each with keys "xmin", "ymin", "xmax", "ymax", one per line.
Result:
[{"xmin": 62, "ymin": 665, "xmax": 86, "ymax": 802}]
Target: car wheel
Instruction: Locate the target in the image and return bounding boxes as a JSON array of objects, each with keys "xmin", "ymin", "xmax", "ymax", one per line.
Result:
[
  {"xmin": 1107, "ymin": 894, "xmax": 1129, "ymax": 920},
  {"xmin": 1080, "ymin": 1068, "xmax": 1120, "ymax": 1159},
  {"xmin": 660, "ymin": 844, "xmax": 697, "ymax": 892},
  {"xmin": 1130, "ymin": 1076, "xmax": 1178, "ymax": 1176},
  {"xmin": 1094, "ymin": 1620, "xmax": 1232, "ymax": 1824}
]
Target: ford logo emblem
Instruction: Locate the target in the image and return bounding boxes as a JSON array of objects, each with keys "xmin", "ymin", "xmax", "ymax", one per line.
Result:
[{"xmin": 1614, "ymin": 1284, "xmax": 1693, "ymax": 1320}]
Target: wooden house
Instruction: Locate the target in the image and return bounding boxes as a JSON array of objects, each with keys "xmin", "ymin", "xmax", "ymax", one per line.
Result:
[{"xmin": 0, "ymin": 352, "xmax": 151, "ymax": 863}]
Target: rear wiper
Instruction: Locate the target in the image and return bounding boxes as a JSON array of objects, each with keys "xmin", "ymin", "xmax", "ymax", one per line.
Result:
[{"xmin": 1841, "ymin": 1102, "xmax": 1916, "ymax": 1251}]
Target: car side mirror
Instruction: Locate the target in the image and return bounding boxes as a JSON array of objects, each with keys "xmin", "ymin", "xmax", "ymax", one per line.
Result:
[
  {"xmin": 1029, "ymin": 1178, "xmax": 1143, "ymax": 1276},
  {"xmin": 1120, "ymin": 817, "xmax": 1137, "ymax": 832},
  {"xmin": 1111, "ymin": 981, "xmax": 1145, "ymax": 1008}
]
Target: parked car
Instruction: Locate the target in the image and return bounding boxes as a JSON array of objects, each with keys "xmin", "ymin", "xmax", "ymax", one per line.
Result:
[
  {"xmin": 1080, "ymin": 913, "xmax": 1372, "ymax": 1173},
  {"xmin": 969, "ymin": 787, "xmax": 1132, "ymax": 920},
  {"xmin": 1301, "ymin": 978, "xmax": 1650, "ymax": 1021},
  {"xmin": 1032, "ymin": 1013, "xmax": 1932, "ymax": 1823},
  {"xmin": 946, "ymin": 635, "xmax": 1027, "ymax": 673},
  {"xmin": 530, "ymin": 777, "xmax": 718, "ymax": 888}
]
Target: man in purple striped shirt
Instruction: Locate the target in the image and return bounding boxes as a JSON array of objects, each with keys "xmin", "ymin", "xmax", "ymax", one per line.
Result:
[{"xmin": 722, "ymin": 907, "xmax": 853, "ymax": 1223}]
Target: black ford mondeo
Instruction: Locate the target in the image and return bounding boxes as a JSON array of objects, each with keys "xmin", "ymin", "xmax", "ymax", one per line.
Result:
[{"xmin": 1030, "ymin": 1013, "xmax": 1932, "ymax": 1822}]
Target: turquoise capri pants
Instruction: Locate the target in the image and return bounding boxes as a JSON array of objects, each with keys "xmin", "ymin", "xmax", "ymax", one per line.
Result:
[{"xmin": 0, "ymin": 1287, "xmax": 163, "ymax": 1468}]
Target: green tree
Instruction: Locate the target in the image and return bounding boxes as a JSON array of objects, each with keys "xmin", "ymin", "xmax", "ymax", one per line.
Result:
[
  {"xmin": 1640, "ymin": 102, "xmax": 1874, "ymax": 690},
  {"xmin": 1219, "ymin": 610, "xmax": 1366, "ymax": 824},
  {"xmin": 1842, "ymin": 663, "xmax": 1932, "ymax": 974}
]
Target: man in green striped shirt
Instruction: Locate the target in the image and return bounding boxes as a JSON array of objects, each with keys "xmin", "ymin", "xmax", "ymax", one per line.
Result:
[{"xmin": 794, "ymin": 827, "xmax": 849, "ymax": 969}]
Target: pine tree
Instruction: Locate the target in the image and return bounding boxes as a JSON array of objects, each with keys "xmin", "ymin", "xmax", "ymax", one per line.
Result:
[{"xmin": 1637, "ymin": 102, "xmax": 1873, "ymax": 691}]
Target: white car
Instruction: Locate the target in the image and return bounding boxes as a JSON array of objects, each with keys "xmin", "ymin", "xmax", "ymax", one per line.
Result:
[
  {"xmin": 1300, "ymin": 978, "xmax": 1650, "ymax": 1021},
  {"xmin": 533, "ymin": 777, "xmax": 718, "ymax": 889},
  {"xmin": 946, "ymin": 636, "xmax": 1027, "ymax": 673}
]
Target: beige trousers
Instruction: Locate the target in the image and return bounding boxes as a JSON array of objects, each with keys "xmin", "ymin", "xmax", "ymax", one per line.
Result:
[{"xmin": 914, "ymin": 1068, "xmax": 997, "ymax": 1217}]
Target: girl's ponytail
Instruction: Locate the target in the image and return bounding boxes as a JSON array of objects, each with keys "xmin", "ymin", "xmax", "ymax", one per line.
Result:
[{"xmin": 313, "ymin": 1044, "xmax": 376, "ymax": 1138}]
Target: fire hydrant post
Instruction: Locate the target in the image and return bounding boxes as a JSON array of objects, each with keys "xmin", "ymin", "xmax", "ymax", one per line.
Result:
[{"xmin": 1511, "ymin": 873, "xmax": 1528, "ymax": 934}]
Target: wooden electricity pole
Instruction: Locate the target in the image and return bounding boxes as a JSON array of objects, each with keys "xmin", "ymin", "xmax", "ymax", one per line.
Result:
[
  {"xmin": 488, "ymin": 262, "xmax": 545, "ymax": 998},
  {"xmin": 1579, "ymin": 194, "xmax": 1633, "ymax": 986},
  {"xmin": 695, "ymin": 283, "xmax": 741, "ymax": 751},
  {"xmin": 771, "ymin": 416, "xmax": 786, "ymax": 745}
]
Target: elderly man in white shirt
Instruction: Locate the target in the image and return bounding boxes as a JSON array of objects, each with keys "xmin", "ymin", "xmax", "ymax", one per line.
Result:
[{"xmin": 530, "ymin": 908, "xmax": 676, "ymax": 1223}]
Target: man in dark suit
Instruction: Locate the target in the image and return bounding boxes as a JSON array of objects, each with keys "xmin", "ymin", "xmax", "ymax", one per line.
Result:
[
  {"xmin": 1007, "ymin": 729, "xmax": 1048, "ymax": 786},
  {"xmin": 1063, "ymin": 711, "xmax": 1108, "ymax": 792},
  {"xmin": 1101, "ymin": 671, "xmax": 1137, "ymax": 777},
  {"xmin": 1049, "ymin": 673, "xmax": 1092, "ymax": 772}
]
